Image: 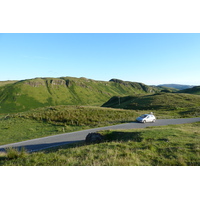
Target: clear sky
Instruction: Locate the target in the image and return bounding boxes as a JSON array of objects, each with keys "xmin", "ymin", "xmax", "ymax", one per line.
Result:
[{"xmin": 0, "ymin": 33, "xmax": 200, "ymax": 85}]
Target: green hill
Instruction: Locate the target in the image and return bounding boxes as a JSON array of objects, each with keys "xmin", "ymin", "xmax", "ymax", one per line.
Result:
[
  {"xmin": 102, "ymin": 93, "xmax": 200, "ymax": 111},
  {"xmin": 0, "ymin": 77, "xmax": 157, "ymax": 113},
  {"xmin": 178, "ymin": 86, "xmax": 200, "ymax": 95},
  {"xmin": 154, "ymin": 86, "xmax": 179, "ymax": 92}
]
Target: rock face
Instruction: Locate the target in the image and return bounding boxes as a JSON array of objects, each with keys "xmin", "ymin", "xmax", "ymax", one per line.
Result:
[
  {"xmin": 51, "ymin": 79, "xmax": 66, "ymax": 86},
  {"xmin": 24, "ymin": 80, "xmax": 45, "ymax": 87},
  {"xmin": 85, "ymin": 133, "xmax": 104, "ymax": 144},
  {"xmin": 109, "ymin": 78, "xmax": 152, "ymax": 93}
]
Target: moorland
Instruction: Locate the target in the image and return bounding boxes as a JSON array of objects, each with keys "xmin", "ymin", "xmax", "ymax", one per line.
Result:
[{"xmin": 0, "ymin": 76, "xmax": 200, "ymax": 165}]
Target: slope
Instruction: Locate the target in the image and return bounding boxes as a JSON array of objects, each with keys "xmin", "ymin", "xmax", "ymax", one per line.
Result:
[
  {"xmin": 0, "ymin": 80, "xmax": 17, "ymax": 87},
  {"xmin": 102, "ymin": 92, "xmax": 200, "ymax": 112},
  {"xmin": 178, "ymin": 86, "xmax": 200, "ymax": 95},
  {"xmin": 0, "ymin": 77, "xmax": 157, "ymax": 113}
]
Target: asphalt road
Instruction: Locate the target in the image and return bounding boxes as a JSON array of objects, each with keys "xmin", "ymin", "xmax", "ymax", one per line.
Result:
[{"xmin": 0, "ymin": 117, "xmax": 200, "ymax": 152}]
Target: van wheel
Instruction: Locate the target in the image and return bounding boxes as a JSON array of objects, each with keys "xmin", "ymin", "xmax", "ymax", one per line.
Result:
[
  {"xmin": 143, "ymin": 120, "xmax": 146, "ymax": 123},
  {"xmin": 152, "ymin": 119, "xmax": 155, "ymax": 123}
]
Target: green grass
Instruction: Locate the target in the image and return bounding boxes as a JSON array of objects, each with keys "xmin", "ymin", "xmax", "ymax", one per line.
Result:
[
  {"xmin": 0, "ymin": 105, "xmax": 140, "ymax": 145},
  {"xmin": 0, "ymin": 118, "xmax": 63, "ymax": 145},
  {"xmin": 0, "ymin": 77, "xmax": 157, "ymax": 114},
  {"xmin": 1, "ymin": 122, "xmax": 199, "ymax": 166},
  {"xmin": 178, "ymin": 86, "xmax": 200, "ymax": 95},
  {"xmin": 1, "ymin": 77, "xmax": 199, "ymax": 166},
  {"xmin": 102, "ymin": 93, "xmax": 200, "ymax": 117},
  {"xmin": 0, "ymin": 103, "xmax": 199, "ymax": 146},
  {"xmin": 13, "ymin": 105, "xmax": 140, "ymax": 126},
  {"xmin": 0, "ymin": 80, "xmax": 17, "ymax": 87}
]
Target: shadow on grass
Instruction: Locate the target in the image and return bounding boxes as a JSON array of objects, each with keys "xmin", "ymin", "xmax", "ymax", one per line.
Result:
[
  {"xmin": 44, "ymin": 131, "xmax": 144, "ymax": 153},
  {"xmin": 103, "ymin": 131, "xmax": 143, "ymax": 142}
]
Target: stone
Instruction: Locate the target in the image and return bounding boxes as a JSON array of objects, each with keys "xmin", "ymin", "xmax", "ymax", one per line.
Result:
[{"xmin": 85, "ymin": 132, "xmax": 104, "ymax": 144}]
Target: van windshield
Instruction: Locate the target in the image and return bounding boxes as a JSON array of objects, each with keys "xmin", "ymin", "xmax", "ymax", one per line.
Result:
[{"xmin": 140, "ymin": 114, "xmax": 148, "ymax": 118}]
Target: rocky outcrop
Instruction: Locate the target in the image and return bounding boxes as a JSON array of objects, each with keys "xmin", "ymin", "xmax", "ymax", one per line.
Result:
[
  {"xmin": 50, "ymin": 79, "xmax": 66, "ymax": 86},
  {"xmin": 24, "ymin": 80, "xmax": 45, "ymax": 87},
  {"xmin": 109, "ymin": 79, "xmax": 155, "ymax": 93}
]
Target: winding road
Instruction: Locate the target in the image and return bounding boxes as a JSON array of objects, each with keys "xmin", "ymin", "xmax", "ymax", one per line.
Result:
[{"xmin": 0, "ymin": 117, "xmax": 200, "ymax": 152}]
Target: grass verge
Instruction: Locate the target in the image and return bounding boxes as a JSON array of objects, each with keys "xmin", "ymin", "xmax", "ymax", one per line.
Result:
[
  {"xmin": 0, "ymin": 104, "xmax": 199, "ymax": 146},
  {"xmin": 1, "ymin": 122, "xmax": 199, "ymax": 166},
  {"xmin": 0, "ymin": 105, "xmax": 140, "ymax": 145}
]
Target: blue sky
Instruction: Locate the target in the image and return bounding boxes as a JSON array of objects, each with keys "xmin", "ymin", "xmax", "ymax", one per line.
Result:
[{"xmin": 0, "ymin": 33, "xmax": 200, "ymax": 85}]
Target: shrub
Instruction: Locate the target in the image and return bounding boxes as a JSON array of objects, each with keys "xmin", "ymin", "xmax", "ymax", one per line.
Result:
[{"xmin": 6, "ymin": 147, "xmax": 27, "ymax": 159}]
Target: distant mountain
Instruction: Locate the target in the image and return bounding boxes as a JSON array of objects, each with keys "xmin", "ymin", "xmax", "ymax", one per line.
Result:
[
  {"xmin": 0, "ymin": 77, "xmax": 158, "ymax": 113},
  {"xmin": 152, "ymin": 85, "xmax": 179, "ymax": 92},
  {"xmin": 157, "ymin": 84, "xmax": 195, "ymax": 90}
]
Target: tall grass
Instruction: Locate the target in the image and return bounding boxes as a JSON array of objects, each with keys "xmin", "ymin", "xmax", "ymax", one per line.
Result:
[
  {"xmin": 10, "ymin": 105, "xmax": 139, "ymax": 126},
  {"xmin": 0, "ymin": 105, "xmax": 140, "ymax": 145},
  {"xmin": 6, "ymin": 147, "xmax": 27, "ymax": 159}
]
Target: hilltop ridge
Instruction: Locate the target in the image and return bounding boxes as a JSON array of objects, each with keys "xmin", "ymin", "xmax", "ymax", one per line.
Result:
[{"xmin": 0, "ymin": 76, "xmax": 157, "ymax": 113}]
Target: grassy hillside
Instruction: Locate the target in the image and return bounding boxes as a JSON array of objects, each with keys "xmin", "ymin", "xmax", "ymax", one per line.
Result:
[
  {"xmin": 1, "ymin": 122, "xmax": 199, "ymax": 166},
  {"xmin": 178, "ymin": 86, "xmax": 200, "ymax": 95},
  {"xmin": 0, "ymin": 80, "xmax": 17, "ymax": 87},
  {"xmin": 152, "ymin": 85, "xmax": 179, "ymax": 92},
  {"xmin": 102, "ymin": 93, "xmax": 200, "ymax": 117},
  {"xmin": 0, "ymin": 77, "xmax": 157, "ymax": 113}
]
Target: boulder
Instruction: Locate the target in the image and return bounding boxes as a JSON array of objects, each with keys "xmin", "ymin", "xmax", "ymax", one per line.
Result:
[{"xmin": 85, "ymin": 132, "xmax": 104, "ymax": 144}]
